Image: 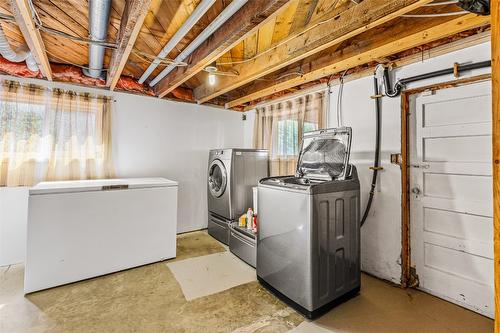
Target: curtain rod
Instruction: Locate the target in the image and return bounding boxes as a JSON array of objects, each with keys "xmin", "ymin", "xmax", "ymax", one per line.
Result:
[
  {"xmin": 1, "ymin": 79, "xmax": 116, "ymax": 102},
  {"xmin": 253, "ymin": 83, "xmax": 328, "ymax": 109}
]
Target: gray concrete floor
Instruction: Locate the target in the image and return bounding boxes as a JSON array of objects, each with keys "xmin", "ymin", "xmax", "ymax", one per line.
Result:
[{"xmin": 0, "ymin": 231, "xmax": 494, "ymax": 332}]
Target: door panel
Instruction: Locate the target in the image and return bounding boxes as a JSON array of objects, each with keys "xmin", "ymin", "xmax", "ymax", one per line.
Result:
[
  {"xmin": 423, "ymin": 173, "xmax": 492, "ymax": 202},
  {"xmin": 424, "ymin": 208, "xmax": 493, "ymax": 243},
  {"xmin": 424, "ymin": 135, "xmax": 491, "ymax": 162},
  {"xmin": 423, "ymin": 94, "xmax": 491, "ymax": 127},
  {"xmin": 410, "ymin": 80, "xmax": 494, "ymax": 318}
]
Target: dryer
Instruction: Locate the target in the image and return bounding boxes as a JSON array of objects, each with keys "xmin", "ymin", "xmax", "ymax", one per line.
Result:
[{"xmin": 207, "ymin": 149, "xmax": 268, "ymax": 244}]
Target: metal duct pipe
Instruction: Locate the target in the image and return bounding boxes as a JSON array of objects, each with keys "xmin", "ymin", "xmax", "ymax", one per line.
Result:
[
  {"xmin": 83, "ymin": 0, "xmax": 112, "ymax": 78},
  {"xmin": 0, "ymin": 23, "xmax": 39, "ymax": 72}
]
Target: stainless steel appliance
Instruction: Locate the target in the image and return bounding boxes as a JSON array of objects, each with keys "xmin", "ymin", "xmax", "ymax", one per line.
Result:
[
  {"xmin": 207, "ymin": 148, "xmax": 268, "ymax": 245},
  {"xmin": 257, "ymin": 127, "xmax": 360, "ymax": 319},
  {"xmin": 229, "ymin": 222, "xmax": 256, "ymax": 267}
]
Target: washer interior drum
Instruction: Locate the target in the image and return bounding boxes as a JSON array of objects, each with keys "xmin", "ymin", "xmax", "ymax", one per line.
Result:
[
  {"xmin": 208, "ymin": 159, "xmax": 227, "ymax": 197},
  {"xmin": 296, "ymin": 127, "xmax": 352, "ymax": 181}
]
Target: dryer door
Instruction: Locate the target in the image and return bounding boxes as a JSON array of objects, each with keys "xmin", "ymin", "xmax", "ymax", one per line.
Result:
[{"xmin": 208, "ymin": 159, "xmax": 227, "ymax": 198}]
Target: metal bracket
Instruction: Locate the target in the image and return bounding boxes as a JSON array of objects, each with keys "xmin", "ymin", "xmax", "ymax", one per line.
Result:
[
  {"xmin": 391, "ymin": 153, "xmax": 402, "ymax": 166},
  {"xmin": 408, "ymin": 163, "xmax": 430, "ymax": 169},
  {"xmin": 369, "ymin": 166, "xmax": 384, "ymax": 171}
]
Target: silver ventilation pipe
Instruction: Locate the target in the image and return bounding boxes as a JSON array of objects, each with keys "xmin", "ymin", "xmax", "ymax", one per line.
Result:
[
  {"xmin": 83, "ymin": 0, "xmax": 112, "ymax": 78},
  {"xmin": 0, "ymin": 23, "xmax": 39, "ymax": 72},
  {"xmin": 149, "ymin": 0, "xmax": 249, "ymax": 87}
]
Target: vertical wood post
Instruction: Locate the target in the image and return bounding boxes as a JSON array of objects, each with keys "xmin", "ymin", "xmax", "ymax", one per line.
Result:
[{"xmin": 491, "ymin": 0, "xmax": 500, "ymax": 330}]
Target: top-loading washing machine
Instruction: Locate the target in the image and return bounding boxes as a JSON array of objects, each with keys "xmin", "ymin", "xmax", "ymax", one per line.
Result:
[
  {"xmin": 257, "ymin": 127, "xmax": 360, "ymax": 319},
  {"xmin": 207, "ymin": 149, "xmax": 268, "ymax": 244}
]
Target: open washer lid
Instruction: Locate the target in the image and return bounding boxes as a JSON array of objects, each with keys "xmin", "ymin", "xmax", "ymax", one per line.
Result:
[{"xmin": 296, "ymin": 127, "xmax": 352, "ymax": 181}]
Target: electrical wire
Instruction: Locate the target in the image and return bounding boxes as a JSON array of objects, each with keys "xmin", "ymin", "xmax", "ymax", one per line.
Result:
[
  {"xmin": 27, "ymin": 0, "xmax": 42, "ymax": 28},
  {"xmin": 131, "ymin": 50, "xmax": 188, "ymax": 67},
  {"xmin": 216, "ymin": 0, "xmax": 345, "ymax": 66},
  {"xmin": 423, "ymin": 0, "xmax": 459, "ymax": 6},
  {"xmin": 22, "ymin": 0, "xmax": 187, "ymax": 68},
  {"xmin": 336, "ymin": 69, "xmax": 348, "ymax": 127},
  {"xmin": 254, "ymin": 71, "xmax": 303, "ymax": 82},
  {"xmin": 38, "ymin": 25, "xmax": 117, "ymax": 49},
  {"xmin": 45, "ymin": 49, "xmax": 109, "ymax": 72},
  {"xmin": 0, "ymin": 13, "xmax": 15, "ymax": 23},
  {"xmin": 213, "ymin": 0, "xmax": 461, "ymax": 68},
  {"xmin": 401, "ymin": 11, "xmax": 468, "ymax": 17},
  {"xmin": 276, "ymin": 71, "xmax": 303, "ymax": 81}
]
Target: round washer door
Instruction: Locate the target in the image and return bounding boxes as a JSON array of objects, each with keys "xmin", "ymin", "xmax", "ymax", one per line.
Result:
[{"xmin": 208, "ymin": 159, "xmax": 227, "ymax": 198}]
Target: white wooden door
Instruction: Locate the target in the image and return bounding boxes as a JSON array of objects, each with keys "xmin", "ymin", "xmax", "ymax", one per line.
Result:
[{"xmin": 410, "ymin": 80, "xmax": 494, "ymax": 318}]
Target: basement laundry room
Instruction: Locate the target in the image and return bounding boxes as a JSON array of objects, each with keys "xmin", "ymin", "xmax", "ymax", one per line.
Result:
[{"xmin": 0, "ymin": 0, "xmax": 498, "ymax": 332}]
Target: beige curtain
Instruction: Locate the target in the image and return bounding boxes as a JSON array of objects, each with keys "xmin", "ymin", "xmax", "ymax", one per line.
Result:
[
  {"xmin": 253, "ymin": 91, "xmax": 326, "ymax": 176},
  {"xmin": 0, "ymin": 80, "xmax": 114, "ymax": 186}
]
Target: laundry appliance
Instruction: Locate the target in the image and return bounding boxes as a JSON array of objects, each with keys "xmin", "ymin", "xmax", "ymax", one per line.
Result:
[
  {"xmin": 257, "ymin": 127, "xmax": 360, "ymax": 319},
  {"xmin": 207, "ymin": 148, "xmax": 268, "ymax": 245}
]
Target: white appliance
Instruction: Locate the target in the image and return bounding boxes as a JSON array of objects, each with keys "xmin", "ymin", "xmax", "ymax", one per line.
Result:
[{"xmin": 25, "ymin": 178, "xmax": 178, "ymax": 293}]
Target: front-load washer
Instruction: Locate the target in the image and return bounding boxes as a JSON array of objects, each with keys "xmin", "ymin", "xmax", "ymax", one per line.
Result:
[
  {"xmin": 207, "ymin": 149, "xmax": 268, "ymax": 244},
  {"xmin": 257, "ymin": 127, "xmax": 360, "ymax": 319}
]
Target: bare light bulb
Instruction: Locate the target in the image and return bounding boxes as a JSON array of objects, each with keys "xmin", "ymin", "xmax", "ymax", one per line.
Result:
[{"xmin": 208, "ymin": 73, "xmax": 216, "ymax": 85}]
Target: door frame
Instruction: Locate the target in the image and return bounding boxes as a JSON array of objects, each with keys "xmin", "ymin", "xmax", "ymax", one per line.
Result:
[{"xmin": 399, "ymin": 73, "xmax": 492, "ymax": 288}]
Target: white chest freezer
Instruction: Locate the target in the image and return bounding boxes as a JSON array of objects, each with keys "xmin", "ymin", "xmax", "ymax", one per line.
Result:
[{"xmin": 25, "ymin": 178, "xmax": 178, "ymax": 293}]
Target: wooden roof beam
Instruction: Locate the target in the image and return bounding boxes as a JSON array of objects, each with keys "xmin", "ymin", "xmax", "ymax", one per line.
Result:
[
  {"xmin": 154, "ymin": 0, "xmax": 292, "ymax": 99},
  {"xmin": 225, "ymin": 14, "xmax": 490, "ymax": 108},
  {"xmin": 193, "ymin": 0, "xmax": 435, "ymax": 104},
  {"xmin": 10, "ymin": 0, "xmax": 52, "ymax": 80},
  {"xmin": 107, "ymin": 0, "xmax": 152, "ymax": 90}
]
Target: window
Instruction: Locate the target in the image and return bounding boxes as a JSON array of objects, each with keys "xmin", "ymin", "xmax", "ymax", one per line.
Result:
[
  {"xmin": 253, "ymin": 91, "xmax": 326, "ymax": 176},
  {"xmin": 275, "ymin": 120, "xmax": 318, "ymax": 157},
  {"xmin": 0, "ymin": 81, "xmax": 113, "ymax": 186}
]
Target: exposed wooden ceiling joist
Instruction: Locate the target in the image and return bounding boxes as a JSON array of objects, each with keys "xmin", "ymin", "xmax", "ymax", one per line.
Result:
[
  {"xmin": 106, "ymin": 0, "xmax": 152, "ymax": 90},
  {"xmin": 238, "ymin": 28, "xmax": 490, "ymax": 111},
  {"xmin": 226, "ymin": 13, "xmax": 491, "ymax": 108},
  {"xmin": 192, "ymin": 0, "xmax": 435, "ymax": 104},
  {"xmin": 154, "ymin": 0, "xmax": 291, "ymax": 99},
  {"xmin": 10, "ymin": 0, "xmax": 52, "ymax": 80}
]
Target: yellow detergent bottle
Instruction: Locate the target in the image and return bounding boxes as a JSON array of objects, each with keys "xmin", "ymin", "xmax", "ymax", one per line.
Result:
[{"xmin": 239, "ymin": 214, "xmax": 247, "ymax": 228}]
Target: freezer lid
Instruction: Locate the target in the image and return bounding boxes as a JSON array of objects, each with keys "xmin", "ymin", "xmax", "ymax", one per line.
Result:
[
  {"xmin": 296, "ymin": 127, "xmax": 352, "ymax": 181},
  {"xmin": 29, "ymin": 177, "xmax": 178, "ymax": 195}
]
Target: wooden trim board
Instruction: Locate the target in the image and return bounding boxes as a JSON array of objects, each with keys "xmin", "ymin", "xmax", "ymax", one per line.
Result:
[{"xmin": 490, "ymin": 1, "xmax": 499, "ymax": 330}]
